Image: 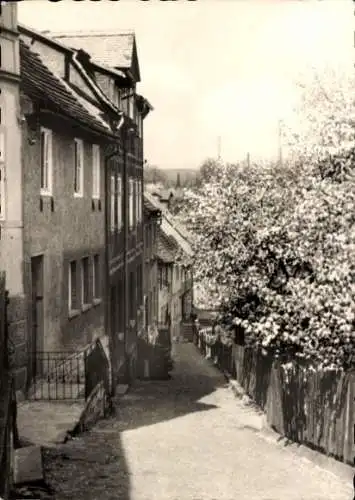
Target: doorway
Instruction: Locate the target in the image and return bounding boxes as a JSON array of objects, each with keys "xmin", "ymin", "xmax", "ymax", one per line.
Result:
[{"xmin": 30, "ymin": 255, "xmax": 44, "ymax": 381}]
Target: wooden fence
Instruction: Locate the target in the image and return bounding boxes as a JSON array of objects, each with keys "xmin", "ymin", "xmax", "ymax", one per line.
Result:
[{"xmin": 195, "ymin": 327, "xmax": 355, "ymax": 466}]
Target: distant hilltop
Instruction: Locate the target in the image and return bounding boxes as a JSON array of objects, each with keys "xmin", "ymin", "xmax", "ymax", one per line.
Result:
[{"xmin": 144, "ymin": 166, "xmax": 199, "ymax": 188}]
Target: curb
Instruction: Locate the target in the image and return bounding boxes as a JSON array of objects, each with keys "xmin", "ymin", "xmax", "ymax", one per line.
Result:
[{"xmin": 225, "ymin": 374, "xmax": 354, "ymax": 486}]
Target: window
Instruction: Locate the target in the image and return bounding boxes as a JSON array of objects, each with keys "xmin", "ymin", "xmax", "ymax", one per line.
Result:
[
  {"xmin": 135, "ymin": 179, "xmax": 139, "ymax": 225},
  {"xmin": 93, "ymin": 254, "xmax": 100, "ymax": 299},
  {"xmin": 116, "ymin": 175, "xmax": 122, "ymax": 230},
  {"xmin": 92, "ymin": 144, "xmax": 100, "ymax": 199},
  {"xmin": 129, "ymin": 95, "xmax": 134, "ymax": 120},
  {"xmin": 129, "ymin": 271, "xmax": 136, "ymax": 319},
  {"xmin": 137, "ymin": 264, "xmax": 142, "ymax": 308},
  {"xmin": 138, "ymin": 116, "xmax": 142, "ymax": 138},
  {"xmin": 159, "ymin": 267, "xmax": 163, "ymax": 289},
  {"xmin": 135, "ymin": 179, "xmax": 142, "ymax": 223},
  {"xmin": 0, "ymin": 164, "xmax": 4, "ymax": 221},
  {"xmin": 0, "ymin": 128, "xmax": 4, "ymax": 163},
  {"xmin": 129, "ymin": 178, "xmax": 134, "ymax": 229},
  {"xmin": 139, "ymin": 180, "xmax": 143, "ymax": 222},
  {"xmin": 110, "ymin": 174, "xmax": 115, "ymax": 232},
  {"xmin": 40, "ymin": 127, "xmax": 53, "ymax": 196},
  {"xmin": 81, "ymin": 257, "xmax": 90, "ymax": 306},
  {"xmin": 68, "ymin": 261, "xmax": 78, "ymax": 312},
  {"xmin": 0, "ymin": 107, "xmax": 4, "ymax": 220},
  {"xmin": 118, "ymin": 89, "xmax": 122, "ymax": 108},
  {"xmin": 74, "ymin": 138, "xmax": 84, "ymax": 197}
]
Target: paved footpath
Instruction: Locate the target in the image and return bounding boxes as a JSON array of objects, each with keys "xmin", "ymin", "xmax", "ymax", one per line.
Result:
[{"xmin": 44, "ymin": 343, "xmax": 354, "ymax": 500}]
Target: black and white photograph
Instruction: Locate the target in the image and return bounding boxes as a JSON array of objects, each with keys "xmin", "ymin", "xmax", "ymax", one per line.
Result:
[{"xmin": 0, "ymin": 0, "xmax": 355, "ymax": 498}]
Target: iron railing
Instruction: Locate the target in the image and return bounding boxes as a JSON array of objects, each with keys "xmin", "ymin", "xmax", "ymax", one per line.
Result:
[
  {"xmin": 30, "ymin": 351, "xmax": 85, "ymax": 400},
  {"xmin": 84, "ymin": 339, "xmax": 110, "ymax": 400},
  {"xmin": 31, "ymin": 341, "xmax": 110, "ymax": 401},
  {"xmin": 0, "ymin": 373, "xmax": 15, "ymax": 500}
]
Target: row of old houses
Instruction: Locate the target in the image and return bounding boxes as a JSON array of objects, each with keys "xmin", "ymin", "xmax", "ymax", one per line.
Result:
[{"xmin": 0, "ymin": 0, "xmax": 194, "ymax": 425}]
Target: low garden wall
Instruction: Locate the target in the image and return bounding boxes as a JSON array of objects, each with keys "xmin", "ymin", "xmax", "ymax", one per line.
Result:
[{"xmin": 195, "ymin": 328, "xmax": 355, "ymax": 466}]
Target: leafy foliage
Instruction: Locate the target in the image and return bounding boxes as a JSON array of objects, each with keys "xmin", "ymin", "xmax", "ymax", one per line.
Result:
[{"xmin": 177, "ymin": 72, "xmax": 355, "ymax": 370}]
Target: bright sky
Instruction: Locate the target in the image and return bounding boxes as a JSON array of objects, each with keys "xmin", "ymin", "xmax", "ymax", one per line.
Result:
[{"xmin": 19, "ymin": 0, "xmax": 354, "ymax": 170}]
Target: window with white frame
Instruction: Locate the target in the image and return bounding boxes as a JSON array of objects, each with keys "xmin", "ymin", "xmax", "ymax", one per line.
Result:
[
  {"xmin": 92, "ymin": 144, "xmax": 100, "ymax": 199},
  {"xmin": 129, "ymin": 94, "xmax": 134, "ymax": 120},
  {"xmin": 40, "ymin": 127, "xmax": 53, "ymax": 196},
  {"xmin": 0, "ymin": 105, "xmax": 4, "ymax": 220},
  {"xmin": 135, "ymin": 179, "xmax": 139, "ymax": 225},
  {"xmin": 81, "ymin": 257, "xmax": 90, "ymax": 305},
  {"xmin": 0, "ymin": 163, "xmax": 4, "ymax": 221},
  {"xmin": 74, "ymin": 138, "xmax": 84, "ymax": 197},
  {"xmin": 110, "ymin": 174, "xmax": 115, "ymax": 232},
  {"xmin": 129, "ymin": 178, "xmax": 134, "ymax": 229},
  {"xmin": 116, "ymin": 175, "xmax": 122, "ymax": 230},
  {"xmin": 93, "ymin": 254, "xmax": 100, "ymax": 299},
  {"xmin": 68, "ymin": 260, "xmax": 78, "ymax": 312}
]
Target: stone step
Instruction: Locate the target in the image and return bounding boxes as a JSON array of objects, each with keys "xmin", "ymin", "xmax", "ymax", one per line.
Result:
[
  {"xmin": 28, "ymin": 382, "xmax": 85, "ymax": 401},
  {"xmin": 14, "ymin": 445, "xmax": 43, "ymax": 485}
]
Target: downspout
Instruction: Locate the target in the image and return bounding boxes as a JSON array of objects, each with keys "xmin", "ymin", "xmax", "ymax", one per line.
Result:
[
  {"xmin": 104, "ymin": 115, "xmax": 125, "ymax": 398},
  {"xmin": 123, "ymin": 123, "xmax": 129, "ymax": 383}
]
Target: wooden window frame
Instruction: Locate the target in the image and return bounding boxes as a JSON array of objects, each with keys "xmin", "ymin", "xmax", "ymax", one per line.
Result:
[
  {"xmin": 93, "ymin": 254, "xmax": 101, "ymax": 300},
  {"xmin": 68, "ymin": 260, "xmax": 78, "ymax": 314},
  {"xmin": 40, "ymin": 127, "xmax": 53, "ymax": 196},
  {"xmin": 74, "ymin": 138, "xmax": 84, "ymax": 198},
  {"xmin": 92, "ymin": 144, "xmax": 100, "ymax": 199},
  {"xmin": 81, "ymin": 256, "xmax": 90, "ymax": 307}
]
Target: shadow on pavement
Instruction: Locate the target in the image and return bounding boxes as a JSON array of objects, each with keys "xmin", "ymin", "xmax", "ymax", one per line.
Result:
[
  {"xmin": 41, "ymin": 344, "xmax": 226, "ymax": 500},
  {"xmin": 113, "ymin": 344, "xmax": 228, "ymax": 432},
  {"xmin": 42, "ymin": 429, "xmax": 131, "ymax": 500}
]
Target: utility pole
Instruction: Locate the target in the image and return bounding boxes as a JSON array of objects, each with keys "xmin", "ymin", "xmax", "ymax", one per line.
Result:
[
  {"xmin": 246, "ymin": 152, "xmax": 250, "ymax": 168},
  {"xmin": 217, "ymin": 136, "xmax": 221, "ymax": 161},
  {"xmin": 278, "ymin": 119, "xmax": 283, "ymax": 167}
]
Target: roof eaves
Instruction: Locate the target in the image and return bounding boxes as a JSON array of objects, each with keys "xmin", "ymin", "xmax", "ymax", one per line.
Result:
[
  {"xmin": 19, "ymin": 25, "xmax": 124, "ymax": 125},
  {"xmin": 19, "ymin": 24, "xmax": 75, "ymax": 54},
  {"xmin": 20, "ymin": 41, "xmax": 115, "ymax": 139}
]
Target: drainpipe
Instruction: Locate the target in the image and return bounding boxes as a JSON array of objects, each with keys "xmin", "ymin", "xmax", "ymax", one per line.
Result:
[
  {"xmin": 123, "ymin": 124, "xmax": 129, "ymax": 384},
  {"xmin": 104, "ymin": 115, "xmax": 125, "ymax": 398},
  {"xmin": 122, "ymin": 123, "xmax": 137, "ymax": 384}
]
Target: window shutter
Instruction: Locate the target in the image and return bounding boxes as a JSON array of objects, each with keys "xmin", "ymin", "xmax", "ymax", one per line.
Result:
[
  {"xmin": 92, "ymin": 145, "xmax": 100, "ymax": 198},
  {"xmin": 116, "ymin": 175, "xmax": 122, "ymax": 229},
  {"xmin": 134, "ymin": 179, "xmax": 138, "ymax": 225},
  {"xmin": 111, "ymin": 175, "xmax": 115, "ymax": 231},
  {"xmin": 48, "ymin": 131, "xmax": 53, "ymax": 192},
  {"xmin": 79, "ymin": 142, "xmax": 83, "ymax": 193},
  {"xmin": 129, "ymin": 178, "xmax": 133, "ymax": 228},
  {"xmin": 0, "ymin": 128, "xmax": 5, "ymax": 163}
]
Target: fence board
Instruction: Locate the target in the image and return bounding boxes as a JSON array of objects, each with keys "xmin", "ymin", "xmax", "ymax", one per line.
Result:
[{"xmin": 204, "ymin": 333, "xmax": 354, "ymax": 465}]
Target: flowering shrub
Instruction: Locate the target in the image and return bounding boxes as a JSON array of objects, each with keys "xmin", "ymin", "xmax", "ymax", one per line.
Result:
[{"xmin": 176, "ymin": 72, "xmax": 355, "ymax": 370}]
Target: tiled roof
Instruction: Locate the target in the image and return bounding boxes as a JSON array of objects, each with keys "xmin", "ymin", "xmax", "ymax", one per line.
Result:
[
  {"xmin": 144, "ymin": 191, "xmax": 193, "ymax": 257},
  {"xmin": 20, "ymin": 40, "xmax": 112, "ymax": 136},
  {"xmin": 157, "ymin": 232, "xmax": 176, "ymax": 264},
  {"xmin": 144, "ymin": 193, "xmax": 161, "ymax": 216},
  {"xmin": 51, "ymin": 31, "xmax": 135, "ymax": 70}
]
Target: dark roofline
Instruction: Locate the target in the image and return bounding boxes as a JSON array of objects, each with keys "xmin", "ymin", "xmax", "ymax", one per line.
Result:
[
  {"xmin": 52, "ymin": 30, "xmax": 136, "ymax": 38},
  {"xmin": 51, "ymin": 30, "xmax": 139, "ymax": 84},
  {"xmin": 20, "ymin": 40, "xmax": 117, "ymax": 140},
  {"xmin": 90, "ymin": 60, "xmax": 127, "ymax": 82},
  {"xmin": 19, "ymin": 24, "xmax": 75, "ymax": 55},
  {"xmin": 19, "ymin": 25, "xmax": 125, "ymax": 122}
]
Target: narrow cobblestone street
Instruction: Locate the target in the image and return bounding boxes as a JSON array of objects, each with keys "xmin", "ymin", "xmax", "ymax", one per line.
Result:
[{"xmin": 44, "ymin": 343, "xmax": 353, "ymax": 500}]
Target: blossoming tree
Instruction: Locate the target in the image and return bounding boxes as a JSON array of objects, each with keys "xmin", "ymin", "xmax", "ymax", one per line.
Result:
[{"xmin": 177, "ymin": 69, "xmax": 355, "ymax": 369}]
